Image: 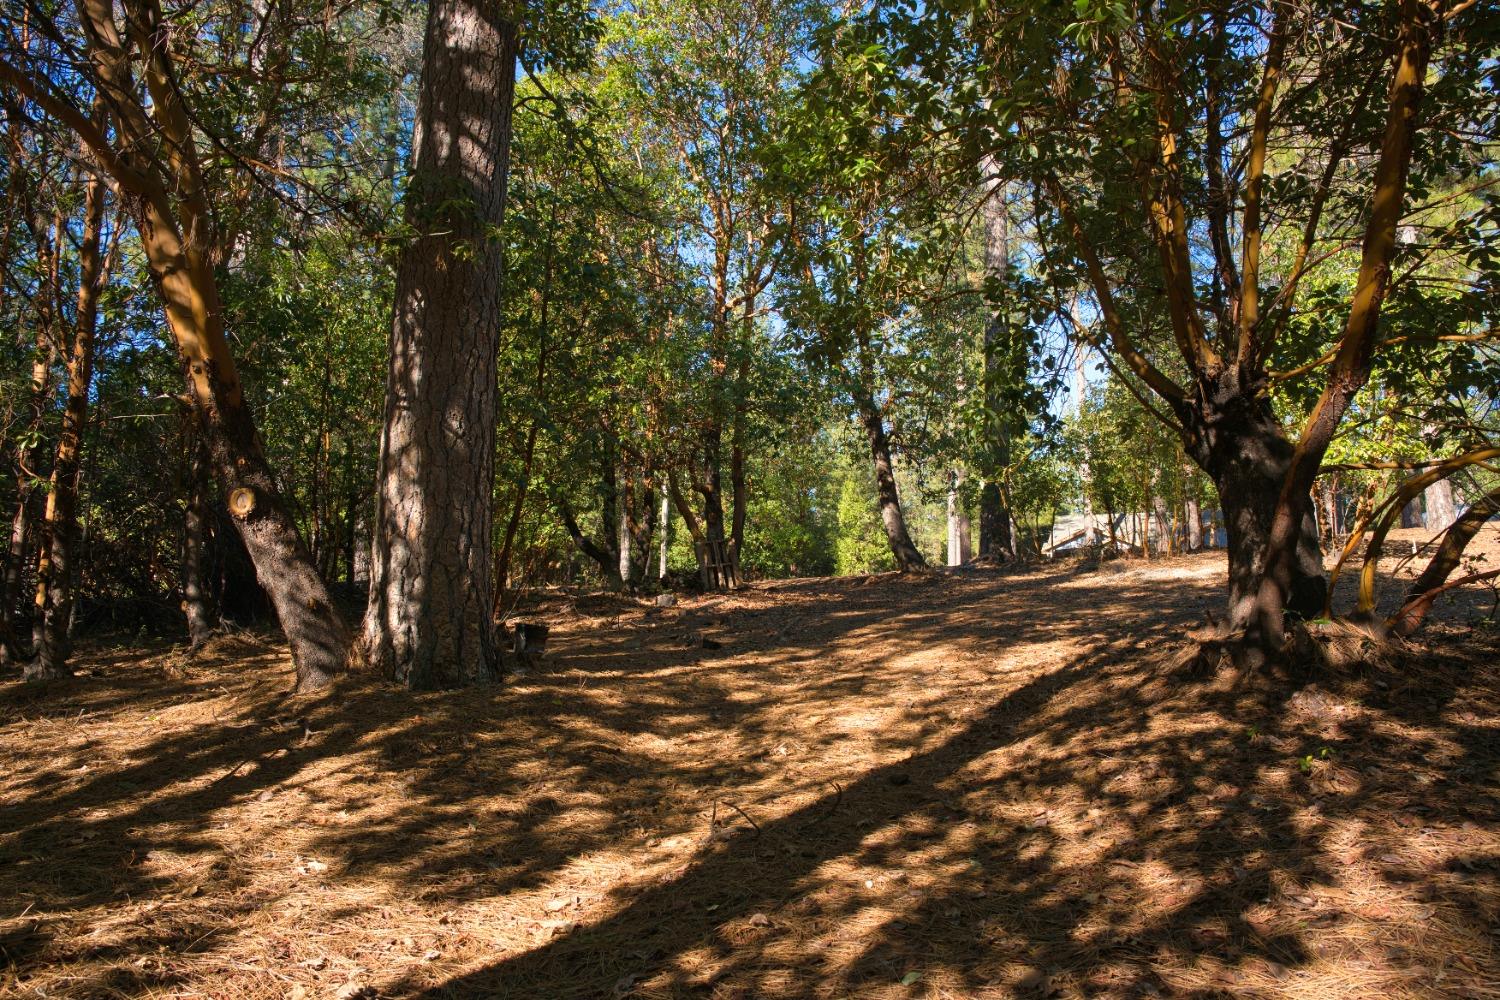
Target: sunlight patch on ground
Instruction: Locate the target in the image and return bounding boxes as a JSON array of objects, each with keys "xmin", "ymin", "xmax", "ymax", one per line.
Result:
[{"xmin": 3, "ymin": 544, "xmax": 1498, "ymax": 999}]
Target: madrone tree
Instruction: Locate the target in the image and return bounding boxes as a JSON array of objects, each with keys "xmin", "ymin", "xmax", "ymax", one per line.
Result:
[
  {"xmin": 847, "ymin": 0, "xmax": 1491, "ymax": 652},
  {"xmin": 0, "ymin": 0, "xmax": 391, "ymax": 687}
]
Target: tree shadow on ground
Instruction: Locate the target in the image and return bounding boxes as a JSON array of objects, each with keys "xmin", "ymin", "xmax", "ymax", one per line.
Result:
[{"xmin": 2, "ymin": 556, "xmax": 1496, "ymax": 998}]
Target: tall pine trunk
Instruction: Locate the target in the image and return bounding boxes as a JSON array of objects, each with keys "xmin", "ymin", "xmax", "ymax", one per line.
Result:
[
  {"xmin": 978, "ymin": 165, "xmax": 1016, "ymax": 561},
  {"xmin": 360, "ymin": 0, "xmax": 519, "ymax": 688},
  {"xmin": 1423, "ymin": 479, "xmax": 1456, "ymax": 533}
]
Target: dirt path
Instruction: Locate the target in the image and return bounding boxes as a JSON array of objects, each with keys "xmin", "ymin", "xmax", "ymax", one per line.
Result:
[{"xmin": 2, "ymin": 543, "xmax": 1497, "ymax": 999}]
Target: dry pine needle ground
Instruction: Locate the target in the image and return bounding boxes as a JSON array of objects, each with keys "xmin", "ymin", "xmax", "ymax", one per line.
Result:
[{"xmin": 2, "ymin": 527, "xmax": 1498, "ymax": 999}]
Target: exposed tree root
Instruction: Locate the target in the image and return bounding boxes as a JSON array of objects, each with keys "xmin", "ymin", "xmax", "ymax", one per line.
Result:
[{"xmin": 1170, "ymin": 614, "xmax": 1405, "ymax": 680}]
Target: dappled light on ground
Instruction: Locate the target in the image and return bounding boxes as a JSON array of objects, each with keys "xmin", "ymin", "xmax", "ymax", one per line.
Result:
[{"xmin": 3, "ymin": 539, "xmax": 1498, "ymax": 998}]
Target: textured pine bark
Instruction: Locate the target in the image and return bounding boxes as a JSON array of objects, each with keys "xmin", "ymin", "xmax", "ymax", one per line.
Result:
[
  {"xmin": 361, "ymin": 0, "xmax": 519, "ymax": 688},
  {"xmin": 978, "ymin": 160, "xmax": 1015, "ymax": 561}
]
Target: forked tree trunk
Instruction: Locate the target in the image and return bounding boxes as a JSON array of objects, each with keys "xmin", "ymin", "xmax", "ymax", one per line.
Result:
[
  {"xmin": 360, "ymin": 0, "xmax": 519, "ymax": 688},
  {"xmin": 1183, "ymin": 374, "xmax": 1327, "ymax": 624},
  {"xmin": 27, "ymin": 174, "xmax": 109, "ymax": 681},
  {"xmin": 1244, "ymin": 3, "xmax": 1433, "ymax": 644}
]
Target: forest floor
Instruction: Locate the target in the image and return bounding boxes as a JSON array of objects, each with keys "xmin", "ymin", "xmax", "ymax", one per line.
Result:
[{"xmin": 3, "ymin": 527, "xmax": 1499, "ymax": 1000}]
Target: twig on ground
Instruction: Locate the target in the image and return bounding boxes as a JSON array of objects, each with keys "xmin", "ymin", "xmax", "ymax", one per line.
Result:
[
  {"xmin": 721, "ymin": 800, "xmax": 761, "ymax": 837},
  {"xmin": 801, "ymin": 781, "xmax": 844, "ymax": 830}
]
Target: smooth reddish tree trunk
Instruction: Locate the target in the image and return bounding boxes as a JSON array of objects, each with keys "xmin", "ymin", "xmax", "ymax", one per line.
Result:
[{"xmin": 27, "ymin": 174, "xmax": 109, "ymax": 680}]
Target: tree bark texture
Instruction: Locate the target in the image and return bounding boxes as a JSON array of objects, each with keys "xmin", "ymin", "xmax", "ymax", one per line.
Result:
[
  {"xmin": 978, "ymin": 161, "xmax": 1016, "ymax": 561},
  {"xmin": 1180, "ymin": 370, "xmax": 1327, "ymax": 624},
  {"xmin": 360, "ymin": 0, "xmax": 519, "ymax": 688},
  {"xmin": 1424, "ymin": 478, "xmax": 1456, "ymax": 533},
  {"xmin": 1245, "ymin": 2, "xmax": 1434, "ymax": 642},
  {"xmin": 181, "ymin": 429, "xmax": 217, "ymax": 647}
]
